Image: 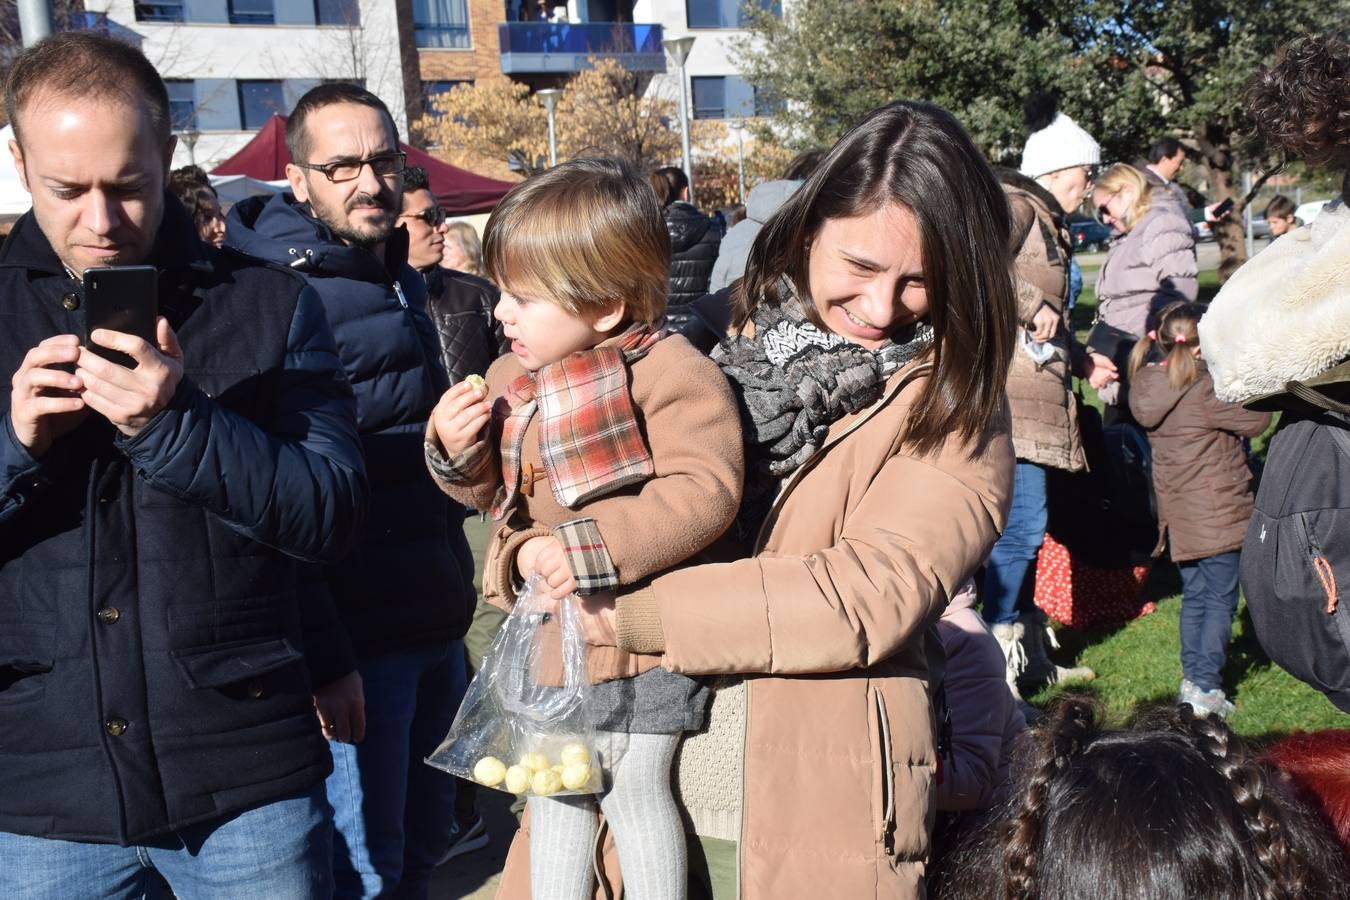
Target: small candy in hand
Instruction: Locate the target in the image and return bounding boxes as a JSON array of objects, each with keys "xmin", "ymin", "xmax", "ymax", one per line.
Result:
[
  {"xmin": 561, "ymin": 762, "xmax": 592, "ymax": 791},
  {"xmin": 560, "ymin": 743, "xmax": 590, "ymax": 766},
  {"xmin": 532, "ymin": 768, "xmax": 563, "ymax": 796},
  {"xmin": 473, "ymin": 756, "xmax": 507, "ymax": 787},
  {"xmin": 465, "ymin": 374, "xmax": 487, "ymax": 394},
  {"xmin": 504, "ymin": 765, "xmax": 532, "ymax": 794}
]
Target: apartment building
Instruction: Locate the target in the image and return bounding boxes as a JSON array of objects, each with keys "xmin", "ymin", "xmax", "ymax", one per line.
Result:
[
  {"xmin": 98, "ymin": 0, "xmax": 776, "ymax": 171},
  {"xmin": 104, "ymin": 0, "xmax": 410, "ymax": 170}
]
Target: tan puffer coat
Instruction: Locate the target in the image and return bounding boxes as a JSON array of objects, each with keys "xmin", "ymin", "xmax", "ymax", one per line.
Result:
[
  {"xmin": 1000, "ymin": 173, "xmax": 1085, "ymax": 472},
  {"xmin": 1128, "ymin": 362, "xmax": 1270, "ymax": 562}
]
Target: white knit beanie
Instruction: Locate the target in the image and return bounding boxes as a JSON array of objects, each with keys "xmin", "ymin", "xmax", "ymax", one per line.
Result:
[{"xmin": 1019, "ymin": 113, "xmax": 1102, "ymax": 179}]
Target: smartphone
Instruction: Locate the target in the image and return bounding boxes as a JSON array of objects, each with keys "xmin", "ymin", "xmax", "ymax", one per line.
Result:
[
  {"xmin": 83, "ymin": 266, "xmax": 159, "ymax": 368},
  {"xmin": 1211, "ymin": 197, "xmax": 1234, "ymax": 218}
]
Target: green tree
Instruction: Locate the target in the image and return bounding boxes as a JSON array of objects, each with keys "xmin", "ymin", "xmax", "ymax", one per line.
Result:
[{"xmin": 740, "ymin": 0, "xmax": 1341, "ymax": 276}]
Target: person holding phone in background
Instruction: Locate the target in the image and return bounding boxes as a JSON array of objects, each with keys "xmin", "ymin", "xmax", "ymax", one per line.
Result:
[{"xmin": 0, "ymin": 33, "xmax": 367, "ymax": 898}]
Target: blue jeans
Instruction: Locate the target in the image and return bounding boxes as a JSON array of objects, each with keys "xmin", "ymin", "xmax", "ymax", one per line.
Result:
[
  {"xmin": 1177, "ymin": 552, "xmax": 1241, "ymax": 692},
  {"xmin": 0, "ymin": 786, "xmax": 331, "ymax": 899},
  {"xmin": 328, "ymin": 641, "xmax": 467, "ymax": 900},
  {"xmin": 983, "ymin": 462, "xmax": 1048, "ymax": 626}
]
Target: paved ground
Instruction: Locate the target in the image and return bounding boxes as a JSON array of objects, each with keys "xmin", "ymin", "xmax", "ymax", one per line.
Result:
[{"xmin": 427, "ymin": 788, "xmax": 517, "ymax": 898}]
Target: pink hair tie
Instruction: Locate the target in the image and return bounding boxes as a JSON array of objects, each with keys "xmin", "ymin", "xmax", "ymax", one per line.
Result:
[
  {"xmin": 1175, "ymin": 334, "xmax": 1188, "ymax": 343},
  {"xmin": 1147, "ymin": 330, "xmax": 1158, "ymax": 341}
]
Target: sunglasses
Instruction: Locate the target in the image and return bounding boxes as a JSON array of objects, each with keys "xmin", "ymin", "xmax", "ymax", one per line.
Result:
[
  {"xmin": 400, "ymin": 205, "xmax": 447, "ymax": 228},
  {"xmin": 1094, "ymin": 189, "xmax": 1122, "ymax": 224},
  {"xmin": 295, "ymin": 152, "xmax": 407, "ymax": 184}
]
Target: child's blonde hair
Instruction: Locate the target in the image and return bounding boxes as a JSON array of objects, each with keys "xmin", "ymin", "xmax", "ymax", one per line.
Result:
[
  {"xmin": 1128, "ymin": 301, "xmax": 1203, "ymax": 390},
  {"xmin": 1095, "ymin": 163, "xmax": 1154, "ymax": 232},
  {"xmin": 483, "ymin": 158, "xmax": 670, "ymax": 325}
]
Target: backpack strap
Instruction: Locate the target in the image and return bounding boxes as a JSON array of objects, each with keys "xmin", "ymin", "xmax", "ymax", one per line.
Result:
[{"xmin": 1285, "ymin": 378, "xmax": 1350, "ymax": 416}]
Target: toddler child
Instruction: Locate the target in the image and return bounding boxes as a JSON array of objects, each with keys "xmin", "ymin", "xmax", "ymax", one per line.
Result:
[
  {"xmin": 1127, "ymin": 302, "xmax": 1270, "ymax": 717},
  {"xmin": 425, "ymin": 158, "xmax": 744, "ymax": 899}
]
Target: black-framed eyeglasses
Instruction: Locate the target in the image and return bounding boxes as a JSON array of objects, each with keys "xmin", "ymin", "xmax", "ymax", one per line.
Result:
[
  {"xmin": 295, "ymin": 152, "xmax": 407, "ymax": 183},
  {"xmin": 400, "ymin": 205, "xmax": 446, "ymax": 228}
]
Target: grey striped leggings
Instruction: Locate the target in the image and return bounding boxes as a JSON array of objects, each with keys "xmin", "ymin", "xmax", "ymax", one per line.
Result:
[{"xmin": 528, "ymin": 730, "xmax": 686, "ymax": 900}]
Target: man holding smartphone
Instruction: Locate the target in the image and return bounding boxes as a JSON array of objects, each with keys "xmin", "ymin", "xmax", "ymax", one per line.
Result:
[
  {"xmin": 0, "ymin": 33, "xmax": 367, "ymax": 898},
  {"xmin": 225, "ymin": 86, "xmax": 476, "ymax": 898}
]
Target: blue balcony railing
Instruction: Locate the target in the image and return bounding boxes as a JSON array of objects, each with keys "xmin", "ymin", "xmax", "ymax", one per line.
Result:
[{"xmin": 498, "ymin": 23, "xmax": 665, "ymax": 75}]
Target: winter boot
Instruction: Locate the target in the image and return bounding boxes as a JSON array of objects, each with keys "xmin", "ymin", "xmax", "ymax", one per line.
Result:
[
  {"xmin": 1018, "ymin": 611, "xmax": 1095, "ymax": 691},
  {"xmin": 1179, "ymin": 680, "xmax": 1236, "ymax": 719}
]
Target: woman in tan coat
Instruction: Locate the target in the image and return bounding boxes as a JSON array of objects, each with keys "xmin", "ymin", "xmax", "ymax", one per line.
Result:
[{"xmin": 497, "ymin": 101, "xmax": 1019, "ymax": 899}]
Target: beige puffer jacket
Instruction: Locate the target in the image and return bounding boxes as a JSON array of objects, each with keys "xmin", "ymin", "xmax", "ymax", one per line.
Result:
[{"xmin": 1000, "ymin": 173, "xmax": 1085, "ymax": 472}]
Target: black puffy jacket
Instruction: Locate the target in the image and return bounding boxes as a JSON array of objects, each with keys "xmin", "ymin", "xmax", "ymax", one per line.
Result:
[
  {"xmin": 0, "ymin": 198, "xmax": 367, "ymax": 844},
  {"xmin": 664, "ymin": 201, "xmax": 722, "ymax": 328},
  {"xmin": 227, "ymin": 194, "xmax": 476, "ymax": 665},
  {"xmin": 424, "ymin": 266, "xmax": 507, "ymax": 385}
]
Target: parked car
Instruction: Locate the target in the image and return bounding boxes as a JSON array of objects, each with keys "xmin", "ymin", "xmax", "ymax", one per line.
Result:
[
  {"xmin": 1247, "ymin": 215, "xmax": 1272, "ymax": 239},
  {"xmin": 1295, "ymin": 199, "xmax": 1329, "ymax": 225},
  {"xmin": 1067, "ymin": 214, "xmax": 1113, "ymax": 252},
  {"xmin": 1193, "ymin": 220, "xmax": 1213, "ymax": 241}
]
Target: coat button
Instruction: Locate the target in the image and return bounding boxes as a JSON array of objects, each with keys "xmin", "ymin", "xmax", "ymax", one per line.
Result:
[
  {"xmin": 105, "ymin": 718, "xmax": 128, "ymax": 737},
  {"xmin": 62, "ymin": 293, "xmax": 79, "ymax": 310},
  {"xmin": 96, "ymin": 607, "xmax": 121, "ymax": 624}
]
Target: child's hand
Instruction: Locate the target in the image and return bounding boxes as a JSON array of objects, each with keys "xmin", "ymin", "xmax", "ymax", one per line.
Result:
[
  {"xmin": 519, "ymin": 535, "xmax": 577, "ymax": 601},
  {"xmin": 431, "ymin": 380, "xmax": 491, "ymax": 454}
]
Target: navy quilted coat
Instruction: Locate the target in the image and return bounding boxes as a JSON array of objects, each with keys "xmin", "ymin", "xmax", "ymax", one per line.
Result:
[
  {"xmin": 0, "ymin": 198, "xmax": 367, "ymax": 844},
  {"xmin": 227, "ymin": 194, "xmax": 475, "ymax": 667}
]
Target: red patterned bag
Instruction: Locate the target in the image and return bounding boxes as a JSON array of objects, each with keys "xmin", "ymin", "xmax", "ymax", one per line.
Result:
[{"xmin": 1034, "ymin": 534, "xmax": 1156, "ymax": 629}]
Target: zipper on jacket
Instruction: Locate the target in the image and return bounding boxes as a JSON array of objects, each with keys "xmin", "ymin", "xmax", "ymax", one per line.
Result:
[
  {"xmin": 393, "ymin": 280, "xmax": 409, "ymax": 309},
  {"xmin": 872, "ymin": 686, "xmax": 897, "ymax": 855}
]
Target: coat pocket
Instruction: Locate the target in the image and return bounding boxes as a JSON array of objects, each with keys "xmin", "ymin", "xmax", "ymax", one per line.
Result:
[
  {"xmin": 868, "ymin": 684, "xmax": 897, "ymax": 855},
  {"xmin": 0, "ymin": 617, "xmax": 56, "ymax": 706},
  {"xmin": 171, "ymin": 637, "xmax": 304, "ymax": 691}
]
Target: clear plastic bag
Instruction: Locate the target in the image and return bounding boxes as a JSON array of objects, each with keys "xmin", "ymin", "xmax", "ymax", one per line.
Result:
[{"xmin": 426, "ymin": 575, "xmax": 603, "ymax": 797}]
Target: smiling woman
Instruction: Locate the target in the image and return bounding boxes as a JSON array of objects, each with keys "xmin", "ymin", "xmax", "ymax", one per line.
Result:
[{"xmin": 496, "ymin": 101, "xmax": 1020, "ymax": 900}]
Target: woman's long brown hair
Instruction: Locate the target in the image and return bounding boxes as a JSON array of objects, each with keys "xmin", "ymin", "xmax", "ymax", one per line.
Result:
[{"xmin": 733, "ymin": 100, "xmax": 1017, "ymax": 456}]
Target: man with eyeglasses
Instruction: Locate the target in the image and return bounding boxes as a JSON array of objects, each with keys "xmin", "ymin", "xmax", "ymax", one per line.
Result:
[
  {"xmin": 226, "ymin": 84, "xmax": 476, "ymax": 899},
  {"xmin": 0, "ymin": 34, "xmax": 366, "ymax": 898}
]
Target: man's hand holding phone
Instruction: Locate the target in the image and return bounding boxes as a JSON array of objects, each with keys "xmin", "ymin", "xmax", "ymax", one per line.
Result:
[
  {"xmin": 76, "ymin": 317, "xmax": 184, "ymax": 438},
  {"xmin": 9, "ymin": 334, "xmax": 88, "ymax": 459}
]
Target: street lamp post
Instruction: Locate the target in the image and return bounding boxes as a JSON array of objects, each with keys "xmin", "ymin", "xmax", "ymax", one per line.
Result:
[
  {"xmin": 662, "ymin": 35, "xmax": 696, "ymax": 196},
  {"xmin": 728, "ymin": 120, "xmax": 745, "ymax": 204},
  {"xmin": 537, "ymin": 88, "xmax": 563, "ymax": 168}
]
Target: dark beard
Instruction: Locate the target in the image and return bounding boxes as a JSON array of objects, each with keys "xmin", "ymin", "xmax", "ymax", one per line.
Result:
[{"xmin": 310, "ymin": 190, "xmax": 395, "ymax": 248}]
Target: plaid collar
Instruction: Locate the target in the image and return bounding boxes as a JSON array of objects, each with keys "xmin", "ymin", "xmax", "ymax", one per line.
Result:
[{"xmin": 492, "ymin": 322, "xmax": 667, "ymax": 517}]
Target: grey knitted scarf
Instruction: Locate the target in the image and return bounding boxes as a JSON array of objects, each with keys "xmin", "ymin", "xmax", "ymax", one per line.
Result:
[{"xmin": 713, "ymin": 294, "xmax": 933, "ymax": 539}]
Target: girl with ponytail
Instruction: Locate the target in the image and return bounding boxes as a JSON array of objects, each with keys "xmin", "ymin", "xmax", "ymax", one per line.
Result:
[
  {"xmin": 1128, "ymin": 302, "xmax": 1271, "ymax": 717},
  {"xmin": 938, "ymin": 699, "xmax": 1349, "ymax": 900}
]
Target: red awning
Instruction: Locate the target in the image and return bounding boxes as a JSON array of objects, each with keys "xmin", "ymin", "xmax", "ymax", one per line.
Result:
[{"xmin": 211, "ymin": 115, "xmax": 515, "ymax": 216}]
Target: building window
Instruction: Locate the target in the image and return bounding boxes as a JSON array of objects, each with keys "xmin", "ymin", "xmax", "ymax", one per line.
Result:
[
  {"xmin": 134, "ymin": 0, "xmax": 184, "ymax": 21},
  {"xmin": 229, "ymin": 0, "xmax": 275, "ymax": 25},
  {"xmin": 238, "ymin": 80, "xmax": 287, "ymax": 129},
  {"xmin": 691, "ymin": 76, "xmax": 726, "ymax": 119},
  {"xmin": 687, "ymin": 0, "xmax": 779, "ymax": 29},
  {"xmin": 422, "ymin": 80, "xmax": 473, "ymax": 116},
  {"xmin": 315, "ymin": 0, "xmax": 360, "ymax": 26},
  {"xmin": 414, "ymin": 0, "xmax": 471, "ymax": 49},
  {"xmin": 166, "ymin": 80, "xmax": 196, "ymax": 131}
]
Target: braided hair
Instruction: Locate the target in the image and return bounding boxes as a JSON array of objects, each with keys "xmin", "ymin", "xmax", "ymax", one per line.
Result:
[{"xmin": 937, "ymin": 698, "xmax": 1349, "ymax": 900}]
